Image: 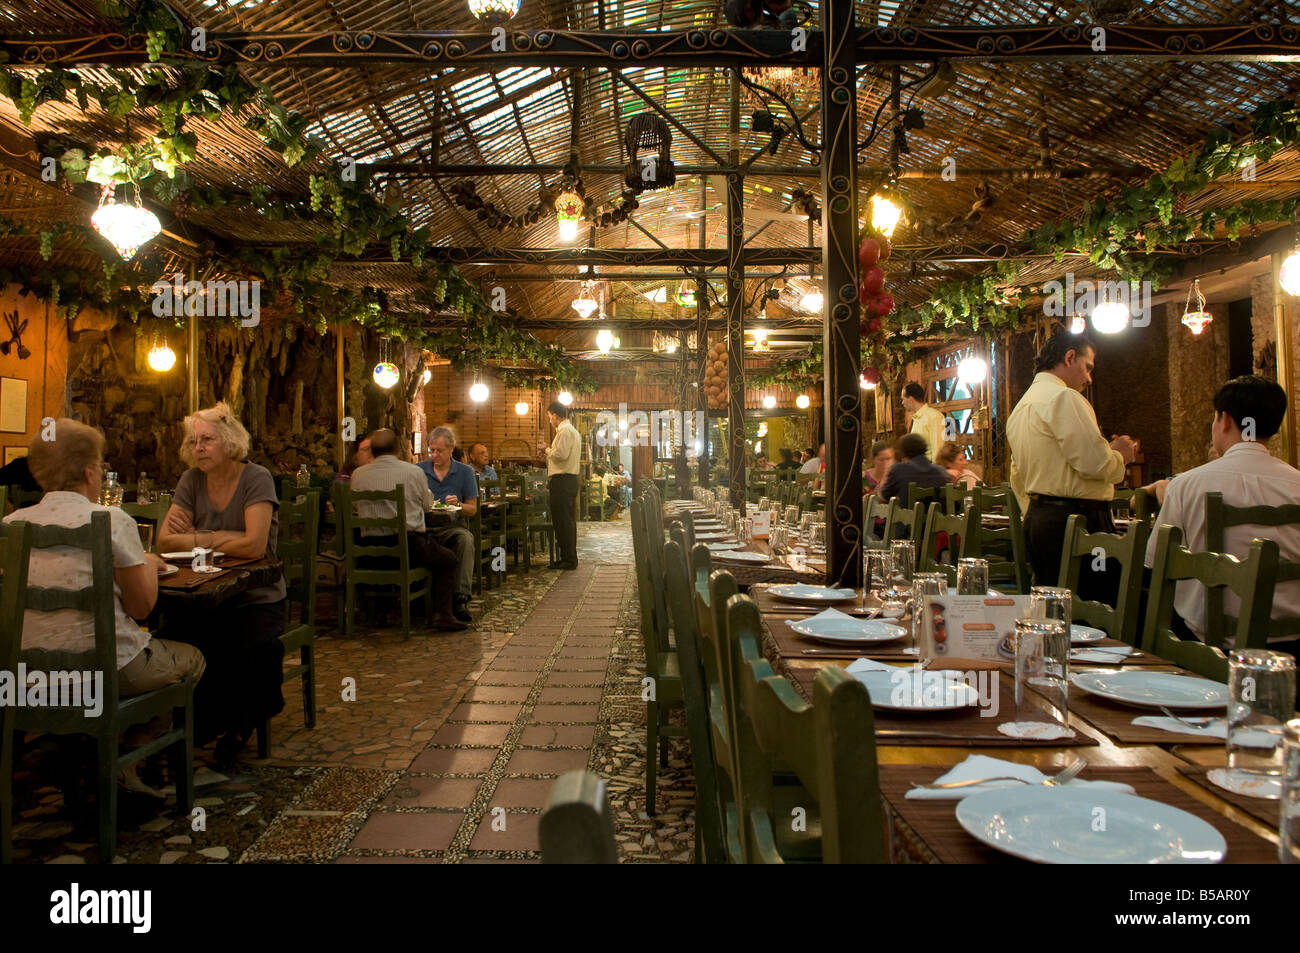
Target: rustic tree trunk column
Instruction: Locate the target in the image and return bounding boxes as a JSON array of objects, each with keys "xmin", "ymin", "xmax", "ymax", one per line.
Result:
[
  {"xmin": 726, "ymin": 68, "xmax": 746, "ymax": 508},
  {"xmin": 821, "ymin": 0, "xmax": 863, "ymax": 586}
]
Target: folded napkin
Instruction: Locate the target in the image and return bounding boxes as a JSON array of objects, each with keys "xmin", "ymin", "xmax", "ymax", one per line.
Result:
[
  {"xmin": 846, "ymin": 657, "xmax": 895, "ymax": 674},
  {"xmin": 1132, "ymin": 715, "xmax": 1227, "ymax": 739},
  {"xmin": 784, "ymin": 607, "xmax": 856, "ymax": 629},
  {"xmin": 1070, "ymin": 645, "xmax": 1135, "ymax": 664},
  {"xmin": 904, "ymin": 754, "xmax": 1136, "ymax": 800}
]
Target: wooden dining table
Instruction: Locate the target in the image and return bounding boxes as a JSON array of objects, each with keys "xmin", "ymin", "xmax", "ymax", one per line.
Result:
[
  {"xmin": 154, "ymin": 555, "xmax": 283, "ymax": 611},
  {"xmin": 751, "ymin": 584, "xmax": 1282, "ymax": 864}
]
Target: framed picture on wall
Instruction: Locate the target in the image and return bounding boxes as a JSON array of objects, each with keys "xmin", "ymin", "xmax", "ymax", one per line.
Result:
[
  {"xmin": 4, "ymin": 444, "xmax": 27, "ymax": 465},
  {"xmin": 0, "ymin": 377, "xmax": 27, "ymax": 433}
]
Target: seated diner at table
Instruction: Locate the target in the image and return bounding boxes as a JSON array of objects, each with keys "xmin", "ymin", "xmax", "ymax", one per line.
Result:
[
  {"xmin": 5, "ymin": 418, "xmax": 207, "ymax": 794},
  {"xmin": 417, "ymin": 425, "xmax": 478, "ymax": 626},
  {"xmin": 878, "ymin": 433, "xmax": 951, "ymax": 505},
  {"xmin": 863, "ymin": 439, "xmax": 893, "ymax": 495},
  {"xmin": 935, "ymin": 442, "xmax": 981, "ymax": 490},
  {"xmin": 155, "ymin": 402, "xmax": 286, "ymax": 768}
]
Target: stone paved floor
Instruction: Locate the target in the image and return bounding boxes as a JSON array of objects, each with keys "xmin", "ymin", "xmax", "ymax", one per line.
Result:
[{"xmin": 8, "ymin": 516, "xmax": 697, "ymax": 864}]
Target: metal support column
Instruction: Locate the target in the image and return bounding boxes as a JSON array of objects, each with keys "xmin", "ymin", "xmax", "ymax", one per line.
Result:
[
  {"xmin": 1274, "ymin": 252, "xmax": 1297, "ymax": 468},
  {"xmin": 676, "ymin": 326, "xmax": 691, "ymax": 497},
  {"xmin": 696, "ymin": 177, "xmax": 711, "ymax": 488},
  {"xmin": 822, "ymin": 0, "xmax": 863, "ymax": 586},
  {"xmin": 186, "ymin": 315, "xmax": 199, "ymax": 414},
  {"xmin": 336, "ymin": 323, "xmax": 347, "ymax": 470},
  {"xmin": 726, "ymin": 68, "xmax": 746, "ymax": 508}
]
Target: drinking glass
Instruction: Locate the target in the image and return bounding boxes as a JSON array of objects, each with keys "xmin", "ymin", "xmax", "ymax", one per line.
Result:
[
  {"xmin": 785, "ymin": 505, "xmax": 800, "ymax": 528},
  {"xmin": 808, "ymin": 524, "xmax": 826, "ymax": 553},
  {"xmin": 1029, "ymin": 586, "xmax": 1072, "ymax": 633},
  {"xmin": 865, "ymin": 550, "xmax": 894, "ymax": 597},
  {"xmin": 740, "ymin": 518, "xmax": 753, "ymax": 543},
  {"xmin": 770, "ymin": 526, "xmax": 787, "ymax": 554},
  {"xmin": 1282, "ymin": 719, "xmax": 1300, "ymax": 863},
  {"xmin": 758, "ymin": 496, "xmax": 769, "ymax": 512},
  {"xmin": 195, "ymin": 529, "xmax": 215, "ymax": 555},
  {"xmin": 136, "ymin": 522, "xmax": 154, "ymax": 554},
  {"xmin": 799, "ymin": 513, "xmax": 814, "ymax": 538},
  {"xmin": 889, "ymin": 540, "xmax": 915, "ymax": 590},
  {"xmin": 1226, "ymin": 650, "xmax": 1295, "ymax": 797},
  {"xmin": 912, "ymin": 572, "xmax": 948, "ymax": 655},
  {"xmin": 1014, "ymin": 618, "xmax": 1070, "ymax": 728},
  {"xmin": 956, "ymin": 558, "xmax": 990, "ymax": 595}
]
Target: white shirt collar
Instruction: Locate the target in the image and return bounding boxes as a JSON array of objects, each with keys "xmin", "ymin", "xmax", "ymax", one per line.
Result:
[{"xmin": 1221, "ymin": 440, "xmax": 1270, "ymax": 458}]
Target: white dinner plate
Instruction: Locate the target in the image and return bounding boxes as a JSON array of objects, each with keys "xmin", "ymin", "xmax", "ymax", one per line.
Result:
[
  {"xmin": 1071, "ymin": 624, "xmax": 1108, "ymax": 644},
  {"xmin": 767, "ymin": 584, "xmax": 859, "ymax": 604},
  {"xmin": 427, "ymin": 505, "xmax": 462, "ymax": 515},
  {"xmin": 713, "ymin": 550, "xmax": 774, "ymax": 564},
  {"xmin": 161, "ymin": 550, "xmax": 225, "ymax": 562},
  {"xmin": 851, "ymin": 668, "xmax": 980, "ymax": 711},
  {"xmin": 157, "ymin": 564, "xmax": 179, "ymax": 577},
  {"xmin": 789, "ymin": 617, "xmax": 906, "ymax": 645},
  {"xmin": 191, "ymin": 565, "xmax": 223, "ymax": 575},
  {"xmin": 1072, "ymin": 671, "xmax": 1228, "ymax": 710},
  {"xmin": 705, "ymin": 542, "xmax": 743, "ymax": 551},
  {"xmin": 956, "ymin": 786, "xmax": 1226, "ymax": 864}
]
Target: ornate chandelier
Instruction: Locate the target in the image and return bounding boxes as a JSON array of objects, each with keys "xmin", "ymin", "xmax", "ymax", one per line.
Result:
[
  {"xmin": 92, "ymin": 188, "xmax": 160, "ymax": 261},
  {"xmin": 571, "ymin": 280, "xmax": 598, "ymax": 318},
  {"xmin": 554, "ymin": 189, "xmax": 584, "ymax": 242},
  {"xmin": 1181, "ymin": 278, "xmax": 1213, "ymax": 336},
  {"xmin": 467, "ymin": 0, "xmax": 521, "ymax": 22},
  {"xmin": 373, "ymin": 337, "xmax": 399, "ymax": 389}
]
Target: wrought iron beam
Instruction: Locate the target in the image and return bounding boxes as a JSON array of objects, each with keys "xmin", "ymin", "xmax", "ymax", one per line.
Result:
[
  {"xmin": 726, "ymin": 70, "xmax": 747, "ymax": 508},
  {"xmin": 696, "ymin": 178, "xmax": 711, "ymax": 489},
  {"xmin": 369, "ymin": 162, "xmax": 820, "ymax": 177},
  {"xmin": 9, "ymin": 25, "xmax": 1300, "ymax": 68},
  {"xmin": 822, "ymin": 0, "xmax": 863, "ymax": 588},
  {"xmin": 316, "ymin": 246, "xmax": 822, "ymax": 266}
]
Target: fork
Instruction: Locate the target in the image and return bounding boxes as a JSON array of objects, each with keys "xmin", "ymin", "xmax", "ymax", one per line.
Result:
[
  {"xmin": 911, "ymin": 759, "xmax": 1087, "ymax": 791},
  {"xmin": 1158, "ymin": 706, "xmax": 1221, "ymax": 728}
]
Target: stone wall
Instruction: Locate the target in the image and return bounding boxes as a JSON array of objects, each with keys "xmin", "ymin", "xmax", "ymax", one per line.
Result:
[
  {"xmin": 1092, "ymin": 302, "xmax": 1174, "ymax": 482},
  {"xmin": 0, "ymin": 286, "xmax": 69, "ymax": 464},
  {"xmin": 1165, "ymin": 300, "xmax": 1231, "ymax": 475}
]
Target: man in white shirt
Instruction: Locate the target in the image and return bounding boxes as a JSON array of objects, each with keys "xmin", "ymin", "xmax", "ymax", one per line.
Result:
[
  {"xmin": 539, "ymin": 400, "xmax": 581, "ymax": 570},
  {"xmin": 1144, "ymin": 375, "xmax": 1300, "ymax": 647},
  {"xmin": 350, "ymin": 429, "xmax": 467, "ymax": 631},
  {"xmin": 798, "ymin": 443, "xmax": 824, "ymax": 475},
  {"xmin": 901, "ymin": 382, "xmax": 948, "ymax": 462}
]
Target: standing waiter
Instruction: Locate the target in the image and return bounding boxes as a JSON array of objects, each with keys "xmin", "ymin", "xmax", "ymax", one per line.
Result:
[
  {"xmin": 1006, "ymin": 331, "xmax": 1136, "ymax": 601},
  {"xmin": 539, "ymin": 399, "xmax": 581, "ymax": 570}
]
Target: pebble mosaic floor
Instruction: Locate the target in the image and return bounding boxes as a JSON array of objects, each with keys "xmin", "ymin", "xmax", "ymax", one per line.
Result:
[{"xmin": 8, "ymin": 518, "xmax": 697, "ymax": 864}]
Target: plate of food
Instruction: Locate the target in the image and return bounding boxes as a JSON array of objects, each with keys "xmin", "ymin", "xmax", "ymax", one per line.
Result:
[{"xmin": 161, "ymin": 550, "xmax": 225, "ymax": 562}]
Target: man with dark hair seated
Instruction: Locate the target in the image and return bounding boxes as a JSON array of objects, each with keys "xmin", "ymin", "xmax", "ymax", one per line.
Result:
[
  {"xmin": 1143, "ymin": 375, "xmax": 1300, "ymax": 651},
  {"xmin": 350, "ymin": 429, "xmax": 467, "ymax": 632},
  {"xmin": 879, "ymin": 433, "xmax": 951, "ymax": 505}
]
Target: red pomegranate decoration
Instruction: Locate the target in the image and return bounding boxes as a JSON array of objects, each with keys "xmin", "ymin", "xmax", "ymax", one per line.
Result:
[
  {"xmin": 862, "ymin": 366, "xmax": 882, "ymax": 386},
  {"xmin": 878, "ymin": 236, "xmax": 892, "ymax": 261},
  {"xmin": 858, "ymin": 237, "xmax": 881, "ymax": 267},
  {"xmin": 862, "ymin": 266, "xmax": 885, "ymax": 295}
]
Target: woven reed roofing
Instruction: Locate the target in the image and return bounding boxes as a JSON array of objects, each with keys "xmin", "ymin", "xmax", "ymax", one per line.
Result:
[{"xmin": 0, "ymin": 0, "xmax": 1298, "ymax": 357}]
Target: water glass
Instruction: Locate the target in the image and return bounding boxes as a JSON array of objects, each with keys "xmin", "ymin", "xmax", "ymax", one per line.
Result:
[
  {"xmin": 136, "ymin": 522, "xmax": 154, "ymax": 554},
  {"xmin": 770, "ymin": 526, "xmax": 787, "ymax": 554},
  {"xmin": 799, "ymin": 513, "xmax": 814, "ymax": 538},
  {"xmin": 808, "ymin": 524, "xmax": 826, "ymax": 552},
  {"xmin": 1014, "ymin": 618, "xmax": 1070, "ymax": 727},
  {"xmin": 1282, "ymin": 719, "xmax": 1300, "ymax": 862},
  {"xmin": 1227, "ymin": 650, "xmax": 1295, "ymax": 796},
  {"xmin": 758, "ymin": 496, "xmax": 769, "ymax": 512},
  {"xmin": 865, "ymin": 550, "xmax": 894, "ymax": 597},
  {"xmin": 740, "ymin": 518, "xmax": 753, "ymax": 542},
  {"xmin": 889, "ymin": 540, "xmax": 915, "ymax": 589},
  {"xmin": 1029, "ymin": 586, "xmax": 1072, "ymax": 632},
  {"xmin": 956, "ymin": 558, "xmax": 989, "ymax": 595},
  {"xmin": 913, "ymin": 572, "xmax": 948, "ymax": 655},
  {"xmin": 784, "ymin": 505, "xmax": 800, "ymax": 528}
]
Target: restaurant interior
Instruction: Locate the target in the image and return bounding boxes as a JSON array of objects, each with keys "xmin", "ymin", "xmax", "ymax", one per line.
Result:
[{"xmin": 0, "ymin": 0, "xmax": 1299, "ymax": 880}]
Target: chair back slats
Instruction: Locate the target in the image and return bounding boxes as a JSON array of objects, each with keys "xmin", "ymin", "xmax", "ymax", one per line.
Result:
[
  {"xmin": 1142, "ymin": 525, "xmax": 1279, "ymax": 681},
  {"xmin": 1057, "ymin": 515, "xmax": 1149, "ymax": 644},
  {"xmin": 278, "ymin": 496, "xmax": 320, "ymax": 627},
  {"xmin": 1205, "ymin": 491, "xmax": 1300, "ymax": 641},
  {"xmin": 884, "ymin": 501, "xmax": 925, "ymax": 542},
  {"xmin": 0, "ymin": 519, "xmax": 29, "ymax": 863},
  {"xmin": 663, "ymin": 538, "xmax": 726, "ymax": 863},
  {"xmin": 967, "ymin": 485, "xmax": 1030, "ymax": 592},
  {"xmin": 630, "ymin": 498, "xmax": 669, "ymax": 669},
  {"xmin": 918, "ymin": 503, "xmax": 980, "ymax": 584},
  {"xmin": 340, "ymin": 487, "xmax": 411, "ymax": 568},
  {"xmin": 540, "ymin": 771, "xmax": 619, "ymax": 864},
  {"xmin": 723, "ymin": 593, "xmax": 883, "ymax": 864},
  {"xmin": 908, "ymin": 485, "xmax": 943, "ymax": 511}
]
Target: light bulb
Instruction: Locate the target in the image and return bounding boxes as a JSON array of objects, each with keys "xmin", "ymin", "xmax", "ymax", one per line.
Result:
[
  {"xmin": 957, "ymin": 357, "xmax": 988, "ymax": 385},
  {"xmin": 762, "ymin": 394, "xmax": 777, "ymax": 409},
  {"xmin": 1091, "ymin": 301, "xmax": 1130, "ymax": 334},
  {"xmin": 859, "ymin": 373, "xmax": 877, "ymax": 390},
  {"xmin": 557, "ymin": 391, "xmax": 573, "ymax": 406},
  {"xmin": 147, "ymin": 342, "xmax": 176, "ymax": 372},
  {"xmin": 515, "ymin": 401, "xmax": 529, "ymax": 416},
  {"xmin": 1070, "ymin": 314, "xmax": 1087, "ymax": 335},
  {"xmin": 469, "ymin": 382, "xmax": 490, "ymax": 403},
  {"xmin": 870, "ymin": 194, "xmax": 902, "ymax": 238},
  {"xmin": 373, "ymin": 362, "xmax": 400, "ymax": 389},
  {"xmin": 1280, "ymin": 250, "xmax": 1300, "ymax": 296},
  {"xmin": 799, "ymin": 290, "xmax": 824, "ymax": 313},
  {"xmin": 795, "ymin": 394, "xmax": 811, "ymax": 409},
  {"xmin": 596, "ymin": 328, "xmax": 614, "ymax": 353},
  {"xmin": 421, "ymin": 368, "xmax": 432, "ymax": 385},
  {"xmin": 91, "ymin": 197, "xmax": 161, "ymax": 260}
]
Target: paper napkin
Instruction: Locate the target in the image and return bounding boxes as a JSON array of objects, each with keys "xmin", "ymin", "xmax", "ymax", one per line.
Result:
[{"xmin": 905, "ymin": 754, "xmax": 1136, "ymax": 800}]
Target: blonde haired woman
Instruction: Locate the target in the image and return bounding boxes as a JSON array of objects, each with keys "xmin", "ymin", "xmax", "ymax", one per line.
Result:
[{"xmin": 157, "ymin": 402, "xmax": 285, "ymax": 768}]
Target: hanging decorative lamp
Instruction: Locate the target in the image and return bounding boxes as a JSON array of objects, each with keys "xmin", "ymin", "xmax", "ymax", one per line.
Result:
[
  {"xmin": 373, "ymin": 337, "xmax": 400, "ymax": 389},
  {"xmin": 557, "ymin": 390, "xmax": 574, "ymax": 406},
  {"xmin": 92, "ymin": 186, "xmax": 161, "ymax": 261},
  {"xmin": 1070, "ymin": 314, "xmax": 1087, "ymax": 335},
  {"xmin": 571, "ymin": 280, "xmax": 599, "ymax": 318},
  {"xmin": 469, "ymin": 372, "xmax": 490, "ymax": 403},
  {"xmin": 1280, "ymin": 214, "xmax": 1300, "ymax": 296},
  {"xmin": 674, "ymin": 279, "xmax": 697, "ymax": 308},
  {"xmin": 467, "ymin": 0, "xmax": 521, "ymax": 22},
  {"xmin": 869, "ymin": 194, "xmax": 903, "ymax": 238},
  {"xmin": 147, "ymin": 335, "xmax": 176, "ymax": 372},
  {"xmin": 596, "ymin": 328, "xmax": 614, "ymax": 353},
  {"xmin": 795, "ymin": 394, "xmax": 811, "ymax": 409},
  {"xmin": 762, "ymin": 394, "xmax": 777, "ymax": 409},
  {"xmin": 957, "ymin": 356, "xmax": 988, "ymax": 385},
  {"xmin": 554, "ymin": 189, "xmax": 584, "ymax": 242},
  {"xmin": 515, "ymin": 400, "xmax": 529, "ymax": 416},
  {"xmin": 1181, "ymin": 279, "xmax": 1213, "ymax": 336},
  {"xmin": 751, "ymin": 327, "xmax": 770, "ymax": 353}
]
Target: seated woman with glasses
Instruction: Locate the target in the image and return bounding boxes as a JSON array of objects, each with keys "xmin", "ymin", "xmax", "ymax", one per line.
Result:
[
  {"xmin": 156, "ymin": 402, "xmax": 286, "ymax": 768},
  {"xmin": 3, "ymin": 418, "xmax": 206, "ymax": 795}
]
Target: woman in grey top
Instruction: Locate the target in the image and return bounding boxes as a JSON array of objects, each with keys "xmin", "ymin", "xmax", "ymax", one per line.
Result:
[{"xmin": 157, "ymin": 402, "xmax": 286, "ymax": 767}]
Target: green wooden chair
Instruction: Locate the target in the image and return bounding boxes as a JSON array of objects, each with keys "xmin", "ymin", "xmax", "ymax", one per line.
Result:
[
  {"xmin": 583, "ymin": 477, "xmax": 605, "ymax": 521},
  {"xmin": 471, "ymin": 489, "xmax": 507, "ymax": 594},
  {"xmin": 698, "ymin": 565, "xmax": 744, "ymax": 862},
  {"xmin": 864, "ymin": 495, "xmax": 891, "ymax": 550},
  {"xmin": 917, "ymin": 502, "xmax": 980, "ymax": 586},
  {"xmin": 723, "ymin": 593, "xmax": 884, "ymax": 864},
  {"xmin": 1057, "ymin": 515, "xmax": 1150, "ymax": 645},
  {"xmin": 663, "ymin": 537, "xmax": 727, "ymax": 863},
  {"xmin": 4, "ymin": 486, "xmax": 42, "ymax": 510},
  {"xmin": 14, "ymin": 513, "xmax": 197, "ymax": 863},
  {"xmin": 502, "ymin": 474, "xmax": 533, "ymax": 570},
  {"xmin": 0, "ymin": 518, "xmax": 31, "ymax": 864},
  {"xmin": 540, "ymin": 770, "xmax": 619, "ymax": 864},
  {"xmin": 0, "ymin": 484, "xmax": 6, "ymax": 515},
  {"xmin": 527, "ymin": 486, "xmax": 557, "ymax": 565},
  {"xmin": 1205, "ymin": 491, "xmax": 1300, "ymax": 643},
  {"xmin": 119, "ymin": 493, "xmax": 173, "ymax": 554},
  {"xmin": 1142, "ymin": 525, "xmax": 1279, "ymax": 682},
  {"xmin": 884, "ymin": 500, "xmax": 926, "ymax": 543},
  {"xmin": 629, "ymin": 495, "xmax": 686, "ymax": 814},
  {"xmin": 969, "ymin": 485, "xmax": 1030, "ymax": 593},
  {"xmin": 908, "ymin": 485, "xmax": 944, "ymax": 511},
  {"xmin": 256, "ymin": 496, "xmax": 319, "ymax": 758},
  {"xmin": 339, "ymin": 486, "xmax": 433, "ymax": 640}
]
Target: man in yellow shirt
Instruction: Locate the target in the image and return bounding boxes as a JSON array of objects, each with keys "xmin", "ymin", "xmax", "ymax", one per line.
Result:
[
  {"xmin": 538, "ymin": 399, "xmax": 582, "ymax": 570},
  {"xmin": 1005, "ymin": 331, "xmax": 1136, "ymax": 598},
  {"xmin": 901, "ymin": 382, "xmax": 947, "ymax": 461}
]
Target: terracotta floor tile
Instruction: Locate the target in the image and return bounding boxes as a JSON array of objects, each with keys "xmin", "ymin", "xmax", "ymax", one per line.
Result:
[
  {"xmin": 349, "ymin": 812, "xmax": 463, "ymax": 851},
  {"xmin": 469, "ymin": 812, "xmax": 540, "ymax": 851},
  {"xmin": 550, "ymin": 658, "xmax": 609, "ymax": 671},
  {"xmin": 518, "ymin": 724, "xmax": 595, "ymax": 748},
  {"xmin": 530, "ymin": 704, "xmax": 599, "ymax": 724},
  {"xmin": 429, "ymin": 722, "xmax": 511, "ymax": 746},
  {"xmin": 381, "ymin": 776, "xmax": 483, "ymax": 809},
  {"xmin": 505, "ymin": 748, "xmax": 591, "ymax": 775},
  {"xmin": 476, "ymin": 670, "xmax": 537, "ymax": 685},
  {"xmin": 409, "ymin": 748, "xmax": 499, "ymax": 775},
  {"xmin": 460, "ymin": 685, "xmax": 532, "ymax": 703},
  {"xmin": 544, "ymin": 670, "xmax": 606, "ymax": 687},
  {"xmin": 538, "ymin": 686, "xmax": 604, "ymax": 704},
  {"xmin": 449, "ymin": 702, "xmax": 523, "ymax": 723},
  {"xmin": 557, "ymin": 646, "xmax": 611, "ymax": 658},
  {"xmin": 335, "ymin": 855, "xmax": 444, "ymax": 864},
  {"xmin": 489, "ymin": 778, "xmax": 555, "ymax": 809},
  {"xmin": 496, "ymin": 644, "xmax": 554, "ymax": 657}
]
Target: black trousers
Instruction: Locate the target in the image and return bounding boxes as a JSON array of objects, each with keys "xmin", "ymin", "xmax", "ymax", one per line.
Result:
[
  {"xmin": 361, "ymin": 531, "xmax": 458, "ymax": 614},
  {"xmin": 550, "ymin": 473, "xmax": 580, "ymax": 566},
  {"xmin": 1023, "ymin": 498, "xmax": 1120, "ymax": 606},
  {"xmin": 161, "ymin": 600, "xmax": 286, "ymax": 746}
]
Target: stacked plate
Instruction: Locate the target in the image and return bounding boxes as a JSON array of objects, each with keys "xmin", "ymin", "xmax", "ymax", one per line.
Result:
[{"xmin": 1071, "ymin": 671, "xmax": 1228, "ymax": 710}]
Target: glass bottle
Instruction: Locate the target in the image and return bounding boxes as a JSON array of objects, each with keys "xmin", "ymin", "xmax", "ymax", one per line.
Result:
[{"xmin": 296, "ymin": 463, "xmax": 311, "ymax": 488}]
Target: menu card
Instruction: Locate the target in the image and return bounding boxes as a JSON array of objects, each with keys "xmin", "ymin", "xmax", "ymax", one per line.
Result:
[
  {"xmin": 751, "ymin": 510, "xmax": 771, "ymax": 539},
  {"xmin": 918, "ymin": 594, "xmax": 1032, "ymax": 662}
]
